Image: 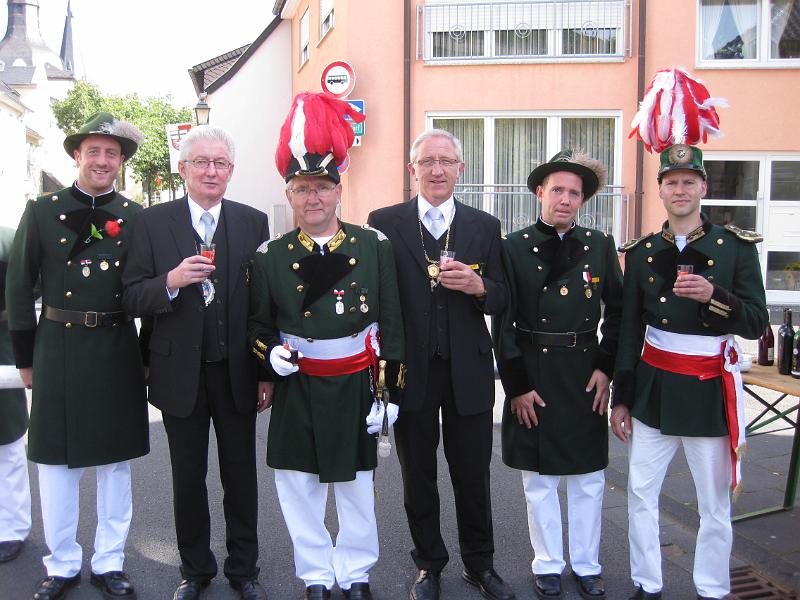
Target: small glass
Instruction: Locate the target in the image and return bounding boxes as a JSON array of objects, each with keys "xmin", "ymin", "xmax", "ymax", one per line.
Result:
[
  {"xmin": 676, "ymin": 264, "xmax": 694, "ymax": 276},
  {"xmin": 284, "ymin": 338, "xmax": 299, "ymax": 364},
  {"xmin": 200, "ymin": 243, "xmax": 216, "ymax": 264},
  {"xmin": 440, "ymin": 250, "xmax": 456, "ymax": 266}
]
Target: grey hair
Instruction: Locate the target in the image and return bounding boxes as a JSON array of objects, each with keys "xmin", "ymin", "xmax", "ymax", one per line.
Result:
[
  {"xmin": 179, "ymin": 125, "xmax": 236, "ymax": 164},
  {"xmin": 409, "ymin": 128, "xmax": 464, "ymax": 163}
]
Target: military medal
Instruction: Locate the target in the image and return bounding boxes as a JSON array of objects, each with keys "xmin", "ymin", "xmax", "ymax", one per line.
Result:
[
  {"xmin": 359, "ymin": 290, "xmax": 369, "ymax": 313},
  {"xmin": 202, "ymin": 279, "xmax": 215, "ymax": 306},
  {"xmin": 100, "ymin": 260, "xmax": 109, "ymax": 271},
  {"xmin": 585, "ymin": 289, "xmax": 592, "ymax": 298},
  {"xmin": 583, "ymin": 271, "xmax": 592, "ymax": 297},
  {"xmin": 334, "ymin": 289, "xmax": 345, "ymax": 315},
  {"xmin": 560, "ymin": 286, "xmax": 568, "ymax": 296},
  {"xmin": 80, "ymin": 259, "xmax": 92, "ymax": 278}
]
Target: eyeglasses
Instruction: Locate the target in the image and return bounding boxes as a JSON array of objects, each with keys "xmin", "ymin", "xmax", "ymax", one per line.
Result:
[
  {"xmin": 185, "ymin": 159, "xmax": 232, "ymax": 170},
  {"xmin": 289, "ymin": 185, "xmax": 338, "ymax": 198},
  {"xmin": 415, "ymin": 158, "xmax": 460, "ymax": 169}
]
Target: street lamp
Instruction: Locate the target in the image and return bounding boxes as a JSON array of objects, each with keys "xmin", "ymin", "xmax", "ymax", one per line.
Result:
[{"xmin": 194, "ymin": 92, "xmax": 210, "ymax": 126}]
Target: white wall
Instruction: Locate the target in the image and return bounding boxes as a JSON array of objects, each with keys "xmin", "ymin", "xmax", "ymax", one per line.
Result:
[
  {"xmin": 0, "ymin": 98, "xmax": 29, "ymax": 229},
  {"xmin": 207, "ymin": 20, "xmax": 293, "ymax": 236}
]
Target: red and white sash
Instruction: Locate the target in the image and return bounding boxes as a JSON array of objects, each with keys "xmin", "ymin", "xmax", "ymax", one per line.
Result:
[{"xmin": 280, "ymin": 322, "xmax": 380, "ymax": 377}]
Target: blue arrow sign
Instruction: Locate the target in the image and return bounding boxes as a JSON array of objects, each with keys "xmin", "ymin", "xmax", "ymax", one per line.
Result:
[{"xmin": 345, "ymin": 99, "xmax": 365, "ymax": 137}]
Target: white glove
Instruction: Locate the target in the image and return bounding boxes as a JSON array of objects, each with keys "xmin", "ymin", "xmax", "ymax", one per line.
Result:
[
  {"xmin": 366, "ymin": 401, "xmax": 399, "ymax": 434},
  {"xmin": 269, "ymin": 345, "xmax": 301, "ymax": 377}
]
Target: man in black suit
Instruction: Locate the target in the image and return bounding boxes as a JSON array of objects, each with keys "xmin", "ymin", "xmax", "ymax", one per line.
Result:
[
  {"xmin": 122, "ymin": 126, "xmax": 271, "ymax": 600},
  {"xmin": 368, "ymin": 129, "xmax": 514, "ymax": 600}
]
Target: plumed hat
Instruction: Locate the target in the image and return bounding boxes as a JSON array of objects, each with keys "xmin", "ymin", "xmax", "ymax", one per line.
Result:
[
  {"xmin": 527, "ymin": 149, "xmax": 608, "ymax": 201},
  {"xmin": 63, "ymin": 111, "xmax": 143, "ymax": 159},
  {"xmin": 275, "ymin": 92, "xmax": 365, "ymax": 184}
]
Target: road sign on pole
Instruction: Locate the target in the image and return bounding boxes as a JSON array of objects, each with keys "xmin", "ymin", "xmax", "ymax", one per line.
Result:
[
  {"xmin": 345, "ymin": 99, "xmax": 365, "ymax": 138},
  {"xmin": 321, "ymin": 61, "xmax": 356, "ymax": 98}
]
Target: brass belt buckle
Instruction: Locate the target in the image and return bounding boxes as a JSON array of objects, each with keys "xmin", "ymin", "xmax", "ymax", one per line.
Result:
[
  {"xmin": 84, "ymin": 311, "xmax": 99, "ymax": 327},
  {"xmin": 566, "ymin": 332, "xmax": 577, "ymax": 348}
]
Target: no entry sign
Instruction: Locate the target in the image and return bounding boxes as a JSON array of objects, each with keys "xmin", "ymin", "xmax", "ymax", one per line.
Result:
[{"xmin": 321, "ymin": 61, "xmax": 356, "ymax": 98}]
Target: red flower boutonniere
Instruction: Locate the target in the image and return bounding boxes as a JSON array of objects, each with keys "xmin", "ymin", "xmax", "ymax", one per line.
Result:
[{"xmin": 87, "ymin": 219, "xmax": 124, "ymax": 243}]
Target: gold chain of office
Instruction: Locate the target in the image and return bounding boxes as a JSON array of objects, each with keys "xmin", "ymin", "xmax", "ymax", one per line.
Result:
[{"xmin": 417, "ymin": 214, "xmax": 452, "ymax": 280}]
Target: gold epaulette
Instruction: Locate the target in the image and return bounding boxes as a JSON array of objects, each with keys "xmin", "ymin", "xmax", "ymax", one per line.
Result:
[
  {"xmin": 618, "ymin": 232, "xmax": 654, "ymax": 253},
  {"xmin": 724, "ymin": 224, "xmax": 763, "ymax": 243}
]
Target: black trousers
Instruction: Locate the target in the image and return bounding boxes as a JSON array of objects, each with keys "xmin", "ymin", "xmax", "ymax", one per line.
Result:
[
  {"xmin": 162, "ymin": 361, "xmax": 259, "ymax": 583},
  {"xmin": 394, "ymin": 356, "xmax": 495, "ymax": 572}
]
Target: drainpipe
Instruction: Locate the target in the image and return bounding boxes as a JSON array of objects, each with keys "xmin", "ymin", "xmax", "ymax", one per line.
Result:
[
  {"xmin": 633, "ymin": 0, "xmax": 646, "ymax": 238},
  {"xmin": 403, "ymin": 0, "xmax": 412, "ymax": 201}
]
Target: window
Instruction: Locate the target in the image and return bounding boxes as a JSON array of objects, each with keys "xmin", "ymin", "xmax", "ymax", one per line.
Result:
[
  {"xmin": 430, "ymin": 113, "xmax": 621, "ymax": 239},
  {"xmin": 320, "ymin": 0, "xmax": 334, "ymax": 38},
  {"xmin": 423, "ymin": 1, "xmax": 626, "ymax": 62},
  {"xmin": 701, "ymin": 154, "xmax": 800, "ymax": 302},
  {"xmin": 299, "ymin": 9, "xmax": 310, "ymax": 67},
  {"xmin": 698, "ymin": 0, "xmax": 800, "ymax": 65}
]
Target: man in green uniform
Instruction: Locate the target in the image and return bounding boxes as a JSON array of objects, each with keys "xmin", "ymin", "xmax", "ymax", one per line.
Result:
[
  {"xmin": 248, "ymin": 92, "xmax": 404, "ymax": 600},
  {"xmin": 494, "ymin": 151, "xmax": 623, "ymax": 600},
  {"xmin": 0, "ymin": 226, "xmax": 31, "ymax": 565},
  {"xmin": 6, "ymin": 112, "xmax": 149, "ymax": 600},
  {"xmin": 610, "ymin": 144, "xmax": 768, "ymax": 600}
]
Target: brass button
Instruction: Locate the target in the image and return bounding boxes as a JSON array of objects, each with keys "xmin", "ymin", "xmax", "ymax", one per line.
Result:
[
  {"xmin": 533, "ymin": 246, "xmax": 538, "ymax": 253},
  {"xmin": 123, "ymin": 201, "xmax": 129, "ymax": 207},
  {"xmin": 296, "ymin": 284, "xmax": 304, "ymax": 292},
  {"xmin": 537, "ymin": 266, "xmax": 543, "ymax": 271},
  {"xmin": 350, "ymin": 237, "xmax": 357, "ymax": 244},
  {"xmin": 52, "ymin": 195, "xmax": 58, "ymax": 201},
  {"xmin": 287, "ymin": 243, "xmax": 294, "ymax": 250},
  {"xmin": 707, "ymin": 259, "xmax": 714, "ymax": 266},
  {"xmin": 648, "ymin": 276, "xmax": 654, "ymax": 283},
  {"xmin": 543, "ymin": 286, "xmax": 548, "ymax": 292},
  {"xmin": 307, "ymin": 337, "xmax": 314, "ymax": 342},
  {"xmin": 647, "ymin": 256, "xmax": 653, "ymax": 263},
  {"xmin": 117, "ymin": 240, "xmax": 122, "ymax": 246},
  {"xmin": 65, "ymin": 291, "xmax": 72, "ymax": 298},
  {"xmin": 523, "ymin": 233, "xmax": 529, "ymax": 239},
  {"xmin": 541, "ymin": 318, "xmax": 547, "ymax": 323},
  {"xmin": 349, "ymin": 306, "xmax": 356, "ymax": 313},
  {"xmin": 584, "ymin": 245, "xmax": 589, "ymax": 251},
  {"xmin": 542, "ymin": 348, "xmax": 548, "ymax": 354},
  {"xmin": 646, "ymin": 242, "xmax": 652, "ymax": 248},
  {"xmin": 708, "ymin": 275, "xmax": 714, "ymax": 282},
  {"xmin": 661, "ymin": 318, "xmax": 669, "ymax": 325},
  {"xmin": 349, "ymin": 258, "xmax": 357, "ymax": 266},
  {"xmin": 115, "ymin": 293, "xmax": 121, "ymax": 299},
  {"xmin": 114, "ymin": 260, "xmax": 120, "ymax": 267},
  {"xmin": 65, "ymin": 322, "xmax": 72, "ymax": 328},
  {"xmin": 60, "ymin": 237, "xmax": 67, "ymax": 245},
  {"xmin": 292, "ymin": 262, "xmax": 300, "ymax": 271},
  {"xmin": 304, "ymin": 310, "xmax": 312, "ymax": 318},
  {"xmin": 717, "ymin": 238, "xmax": 724, "ymax": 245},
  {"xmin": 659, "ymin": 296, "xmax": 666, "ymax": 303},
  {"xmin": 350, "ymin": 282, "xmax": 357, "ymax": 289},
  {"xmin": 586, "ymin": 231, "xmax": 592, "ymax": 237},
  {"xmin": 584, "ymin": 264, "xmax": 589, "ymax": 269},
  {"xmin": 66, "ymin": 260, "xmax": 72, "ymax": 266},
  {"xmin": 117, "ymin": 218, "xmax": 124, "ymax": 224},
  {"xmin": 59, "ymin": 214, "xmax": 66, "ymax": 221}
]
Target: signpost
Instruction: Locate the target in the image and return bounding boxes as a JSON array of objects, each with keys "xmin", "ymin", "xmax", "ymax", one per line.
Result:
[{"xmin": 321, "ymin": 61, "xmax": 356, "ymax": 98}]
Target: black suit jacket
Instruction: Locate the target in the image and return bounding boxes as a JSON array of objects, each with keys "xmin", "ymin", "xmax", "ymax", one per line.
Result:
[
  {"xmin": 122, "ymin": 197, "xmax": 270, "ymax": 418},
  {"xmin": 368, "ymin": 198, "xmax": 507, "ymax": 416}
]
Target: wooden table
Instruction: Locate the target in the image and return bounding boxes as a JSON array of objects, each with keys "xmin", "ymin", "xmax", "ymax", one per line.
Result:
[{"xmin": 734, "ymin": 364, "xmax": 800, "ymax": 522}]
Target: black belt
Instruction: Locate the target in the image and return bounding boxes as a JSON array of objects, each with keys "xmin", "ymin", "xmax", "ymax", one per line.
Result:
[
  {"xmin": 43, "ymin": 305, "xmax": 131, "ymax": 328},
  {"xmin": 515, "ymin": 325, "xmax": 596, "ymax": 348}
]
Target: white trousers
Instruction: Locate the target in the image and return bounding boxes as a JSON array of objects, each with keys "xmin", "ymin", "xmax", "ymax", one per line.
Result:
[
  {"xmin": 522, "ymin": 469, "xmax": 604, "ymax": 576},
  {"xmin": 628, "ymin": 419, "xmax": 731, "ymax": 598},
  {"xmin": 38, "ymin": 461, "xmax": 132, "ymax": 577},
  {"xmin": 274, "ymin": 469, "xmax": 378, "ymax": 591},
  {"xmin": 0, "ymin": 436, "xmax": 31, "ymax": 542}
]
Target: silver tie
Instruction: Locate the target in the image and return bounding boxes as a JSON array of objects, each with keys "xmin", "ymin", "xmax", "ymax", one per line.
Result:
[
  {"xmin": 426, "ymin": 207, "xmax": 446, "ymax": 239},
  {"xmin": 200, "ymin": 211, "xmax": 215, "ymax": 244}
]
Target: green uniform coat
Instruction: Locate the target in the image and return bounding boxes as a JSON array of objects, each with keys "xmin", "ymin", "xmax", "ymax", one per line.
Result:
[
  {"xmin": 5, "ymin": 186, "xmax": 149, "ymax": 467},
  {"xmin": 495, "ymin": 219, "xmax": 623, "ymax": 474},
  {"xmin": 0, "ymin": 227, "xmax": 28, "ymax": 446},
  {"xmin": 248, "ymin": 223, "xmax": 404, "ymax": 483},
  {"xmin": 612, "ymin": 216, "xmax": 768, "ymax": 436}
]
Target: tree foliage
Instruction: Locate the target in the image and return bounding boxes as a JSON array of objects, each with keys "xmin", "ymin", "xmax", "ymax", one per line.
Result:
[{"xmin": 52, "ymin": 81, "xmax": 193, "ymax": 203}]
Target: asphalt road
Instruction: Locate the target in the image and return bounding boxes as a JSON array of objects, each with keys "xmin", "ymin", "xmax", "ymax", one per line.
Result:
[{"xmin": 0, "ymin": 408, "xmax": 702, "ymax": 600}]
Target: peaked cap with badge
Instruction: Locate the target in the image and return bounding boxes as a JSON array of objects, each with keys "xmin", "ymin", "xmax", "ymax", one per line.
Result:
[
  {"xmin": 63, "ymin": 111, "xmax": 143, "ymax": 159},
  {"xmin": 526, "ymin": 149, "xmax": 608, "ymax": 201},
  {"xmin": 5, "ymin": 112, "xmax": 149, "ymax": 468},
  {"xmin": 249, "ymin": 91, "xmax": 404, "ymax": 482}
]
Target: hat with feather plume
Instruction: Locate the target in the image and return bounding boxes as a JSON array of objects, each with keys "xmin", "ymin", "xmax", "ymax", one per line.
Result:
[
  {"xmin": 527, "ymin": 149, "xmax": 608, "ymax": 201},
  {"xmin": 275, "ymin": 92, "xmax": 366, "ymax": 184},
  {"xmin": 63, "ymin": 111, "xmax": 143, "ymax": 159}
]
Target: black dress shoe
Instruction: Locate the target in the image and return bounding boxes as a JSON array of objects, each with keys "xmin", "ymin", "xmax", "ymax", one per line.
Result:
[
  {"xmin": 572, "ymin": 573, "xmax": 605, "ymax": 599},
  {"xmin": 172, "ymin": 579, "xmax": 209, "ymax": 600},
  {"xmin": 463, "ymin": 567, "xmax": 516, "ymax": 600},
  {"xmin": 628, "ymin": 586, "xmax": 662, "ymax": 600},
  {"xmin": 343, "ymin": 582, "xmax": 372, "ymax": 599},
  {"xmin": 33, "ymin": 574, "xmax": 81, "ymax": 600},
  {"xmin": 409, "ymin": 570, "xmax": 441, "ymax": 600},
  {"xmin": 304, "ymin": 585, "xmax": 330, "ymax": 600},
  {"xmin": 533, "ymin": 574, "xmax": 562, "ymax": 599},
  {"xmin": 230, "ymin": 579, "xmax": 267, "ymax": 600},
  {"xmin": 90, "ymin": 571, "xmax": 136, "ymax": 599},
  {"xmin": 0, "ymin": 539, "xmax": 24, "ymax": 562},
  {"xmin": 697, "ymin": 596, "xmax": 718, "ymax": 600}
]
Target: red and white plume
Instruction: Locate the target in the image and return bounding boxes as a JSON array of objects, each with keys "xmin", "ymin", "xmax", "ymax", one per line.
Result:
[
  {"xmin": 275, "ymin": 92, "xmax": 366, "ymax": 177},
  {"xmin": 629, "ymin": 67, "xmax": 727, "ymax": 153}
]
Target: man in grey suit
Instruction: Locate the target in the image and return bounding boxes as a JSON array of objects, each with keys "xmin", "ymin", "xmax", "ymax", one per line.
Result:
[{"xmin": 122, "ymin": 126, "xmax": 271, "ymax": 600}]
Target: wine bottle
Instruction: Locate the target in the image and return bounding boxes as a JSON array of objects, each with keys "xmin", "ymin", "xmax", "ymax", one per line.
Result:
[
  {"xmin": 777, "ymin": 308, "xmax": 793, "ymax": 375},
  {"xmin": 792, "ymin": 328, "xmax": 800, "ymax": 379},
  {"xmin": 757, "ymin": 324, "xmax": 775, "ymax": 366}
]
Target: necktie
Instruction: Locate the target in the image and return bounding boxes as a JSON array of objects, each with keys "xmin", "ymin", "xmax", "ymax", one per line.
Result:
[
  {"xmin": 426, "ymin": 207, "xmax": 446, "ymax": 240},
  {"xmin": 200, "ymin": 212, "xmax": 215, "ymax": 244}
]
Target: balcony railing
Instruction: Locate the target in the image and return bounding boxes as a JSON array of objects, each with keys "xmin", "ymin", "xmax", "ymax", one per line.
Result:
[
  {"xmin": 420, "ymin": 0, "xmax": 629, "ymax": 62},
  {"xmin": 455, "ymin": 182, "xmax": 627, "ymax": 242}
]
